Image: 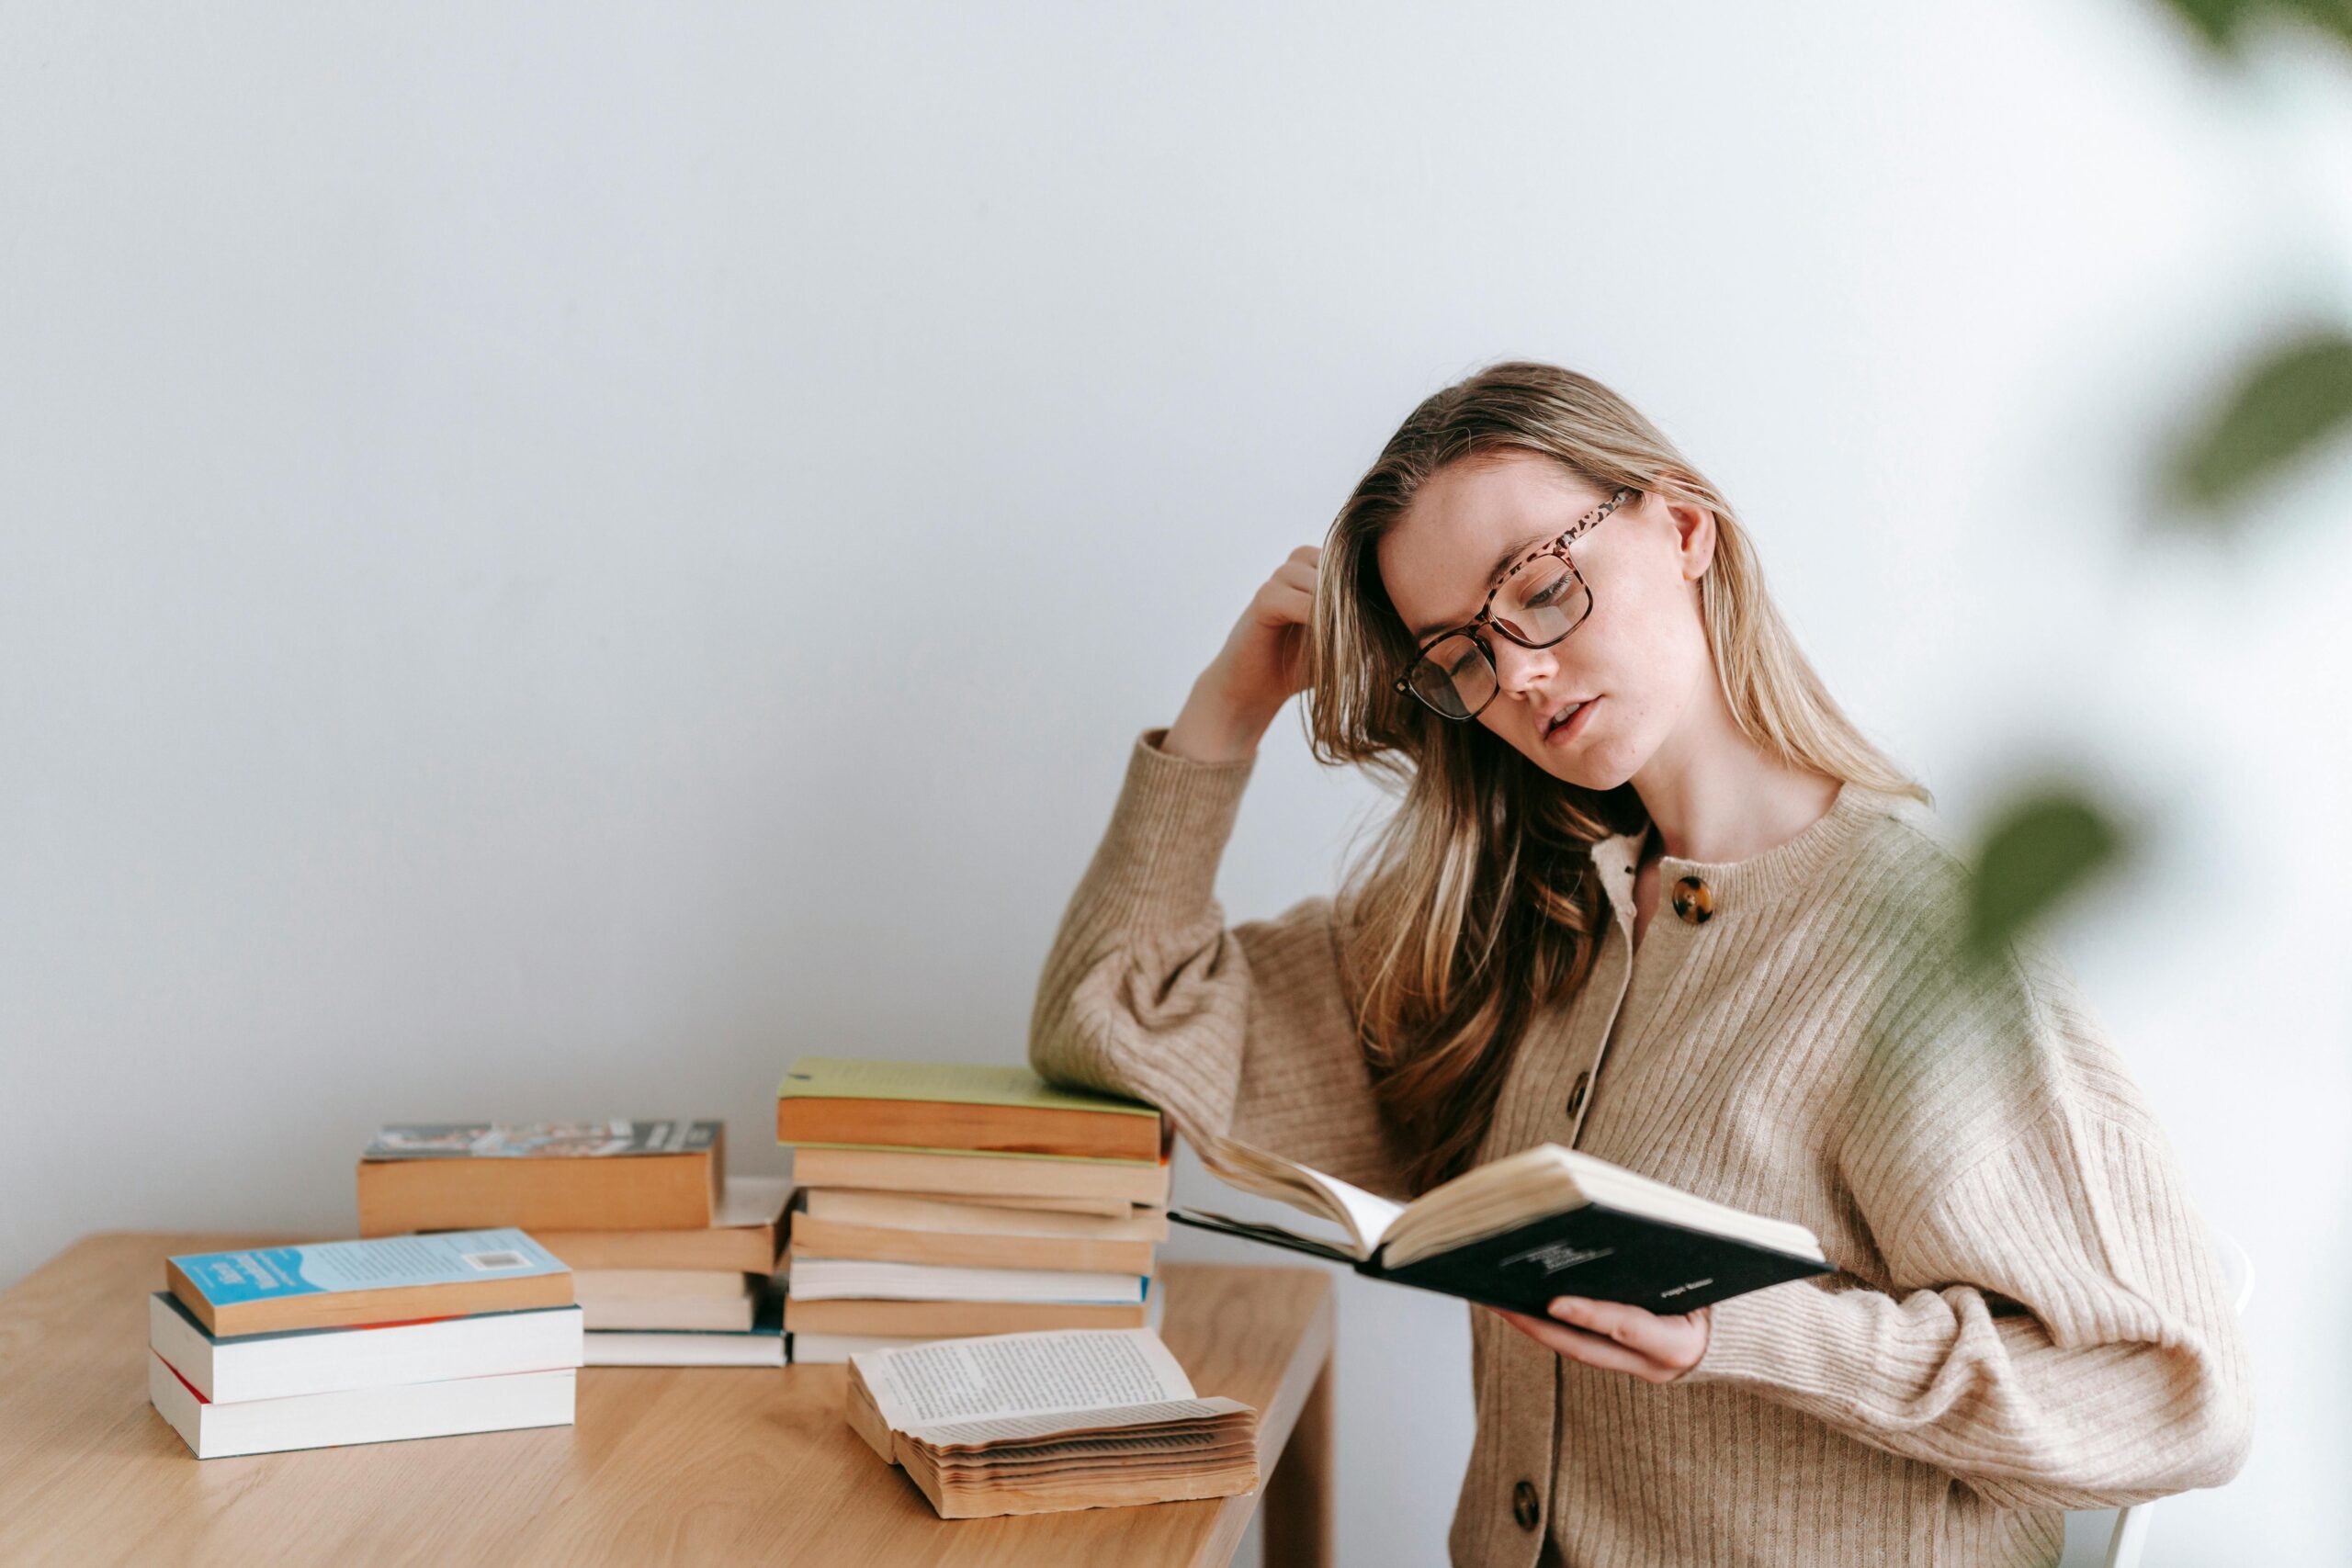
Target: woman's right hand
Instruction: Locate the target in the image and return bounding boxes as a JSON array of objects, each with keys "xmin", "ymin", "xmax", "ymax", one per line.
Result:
[{"xmin": 1162, "ymin": 545, "xmax": 1320, "ymax": 763}]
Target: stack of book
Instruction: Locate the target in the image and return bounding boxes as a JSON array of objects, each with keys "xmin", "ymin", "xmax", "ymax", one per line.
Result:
[
  {"xmin": 148, "ymin": 1230, "xmax": 583, "ymax": 1459},
  {"xmin": 775, "ymin": 1058, "xmax": 1170, "ymax": 1363},
  {"xmin": 355, "ymin": 1118, "xmax": 789, "ymax": 1365},
  {"xmin": 537, "ymin": 1177, "xmax": 793, "ymax": 1366}
]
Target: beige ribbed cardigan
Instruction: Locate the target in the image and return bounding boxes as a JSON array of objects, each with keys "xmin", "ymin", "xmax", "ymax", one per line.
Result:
[{"xmin": 1028, "ymin": 730, "xmax": 2253, "ymax": 1568}]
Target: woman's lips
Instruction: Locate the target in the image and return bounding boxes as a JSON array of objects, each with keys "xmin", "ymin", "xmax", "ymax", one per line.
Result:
[{"xmin": 1544, "ymin": 696, "xmax": 1600, "ymax": 748}]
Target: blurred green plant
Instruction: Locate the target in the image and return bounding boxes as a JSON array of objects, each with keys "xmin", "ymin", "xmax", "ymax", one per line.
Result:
[
  {"xmin": 1965, "ymin": 791, "xmax": 2132, "ymax": 967},
  {"xmin": 2166, "ymin": 330, "xmax": 2352, "ymax": 516},
  {"xmin": 2154, "ymin": 0, "xmax": 2352, "ymax": 54},
  {"xmin": 1960, "ymin": 3, "xmax": 2347, "ymax": 961}
]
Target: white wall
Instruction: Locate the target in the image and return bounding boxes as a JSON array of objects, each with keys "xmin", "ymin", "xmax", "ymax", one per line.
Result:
[{"xmin": 4, "ymin": 4, "xmax": 2346, "ymax": 1563}]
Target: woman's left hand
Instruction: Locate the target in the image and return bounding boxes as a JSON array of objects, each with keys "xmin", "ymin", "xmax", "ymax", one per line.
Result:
[{"xmin": 1491, "ymin": 1296, "xmax": 1711, "ymax": 1383}]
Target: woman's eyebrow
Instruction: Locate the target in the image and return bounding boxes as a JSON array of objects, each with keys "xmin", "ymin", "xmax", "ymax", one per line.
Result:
[{"xmin": 1409, "ymin": 531, "xmax": 1550, "ymax": 638}]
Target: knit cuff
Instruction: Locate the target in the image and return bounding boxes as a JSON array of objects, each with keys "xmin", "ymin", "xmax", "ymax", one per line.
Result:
[{"xmin": 1682, "ymin": 1278, "xmax": 1839, "ymax": 1391}]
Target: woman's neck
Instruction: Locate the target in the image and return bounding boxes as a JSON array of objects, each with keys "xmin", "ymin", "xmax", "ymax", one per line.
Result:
[{"xmin": 1630, "ymin": 680, "xmax": 1842, "ymax": 865}]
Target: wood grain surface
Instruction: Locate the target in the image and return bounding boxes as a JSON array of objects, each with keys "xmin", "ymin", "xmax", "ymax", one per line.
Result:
[{"xmin": 0, "ymin": 1233, "xmax": 1334, "ymax": 1568}]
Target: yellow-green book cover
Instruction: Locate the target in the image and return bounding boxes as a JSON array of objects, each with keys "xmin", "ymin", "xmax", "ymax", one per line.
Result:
[{"xmin": 776, "ymin": 1056, "xmax": 1159, "ymax": 1117}]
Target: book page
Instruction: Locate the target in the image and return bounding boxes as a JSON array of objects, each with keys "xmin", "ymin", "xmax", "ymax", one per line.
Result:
[
  {"xmin": 904, "ymin": 1395, "xmax": 1251, "ymax": 1450},
  {"xmin": 854, "ymin": 1327, "xmax": 1196, "ymax": 1434},
  {"xmin": 1191, "ymin": 1130, "xmax": 1408, "ymax": 1256}
]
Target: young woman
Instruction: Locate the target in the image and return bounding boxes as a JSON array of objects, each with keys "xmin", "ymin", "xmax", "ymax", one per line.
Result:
[{"xmin": 1028, "ymin": 362, "xmax": 2252, "ymax": 1568}]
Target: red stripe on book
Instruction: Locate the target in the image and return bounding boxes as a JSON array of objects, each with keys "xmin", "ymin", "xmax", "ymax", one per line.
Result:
[{"xmin": 152, "ymin": 1348, "xmax": 209, "ymax": 1405}]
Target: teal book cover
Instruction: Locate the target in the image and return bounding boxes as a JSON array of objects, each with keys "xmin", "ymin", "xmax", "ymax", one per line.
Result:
[{"xmin": 168, "ymin": 1229, "xmax": 567, "ymax": 1310}]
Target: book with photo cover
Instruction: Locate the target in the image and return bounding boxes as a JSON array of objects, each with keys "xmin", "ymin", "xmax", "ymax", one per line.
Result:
[{"xmin": 1171, "ymin": 1131, "xmax": 1831, "ymax": 1315}]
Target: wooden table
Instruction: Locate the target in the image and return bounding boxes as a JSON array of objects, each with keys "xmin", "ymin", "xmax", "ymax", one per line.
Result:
[{"xmin": 0, "ymin": 1234, "xmax": 1334, "ymax": 1568}]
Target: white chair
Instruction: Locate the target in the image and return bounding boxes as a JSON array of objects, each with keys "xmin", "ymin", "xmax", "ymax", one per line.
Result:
[{"xmin": 2094, "ymin": 1232, "xmax": 2254, "ymax": 1568}]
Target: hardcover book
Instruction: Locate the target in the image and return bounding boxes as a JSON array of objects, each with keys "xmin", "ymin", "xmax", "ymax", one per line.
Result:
[{"xmin": 1171, "ymin": 1130, "xmax": 1831, "ymax": 1315}]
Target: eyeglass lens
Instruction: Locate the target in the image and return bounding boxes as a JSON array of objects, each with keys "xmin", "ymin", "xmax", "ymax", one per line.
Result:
[{"xmin": 1406, "ymin": 557, "xmax": 1592, "ymax": 716}]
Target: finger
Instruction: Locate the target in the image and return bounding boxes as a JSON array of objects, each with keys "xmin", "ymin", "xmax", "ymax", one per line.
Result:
[
  {"xmin": 1552, "ymin": 1328, "xmax": 1677, "ymax": 1381},
  {"xmin": 1548, "ymin": 1296, "xmax": 1679, "ymax": 1355},
  {"xmin": 1287, "ymin": 544, "xmax": 1322, "ymax": 565},
  {"xmin": 1272, "ymin": 558, "xmax": 1319, "ymax": 593},
  {"xmin": 1255, "ymin": 582, "xmax": 1314, "ymax": 625},
  {"xmin": 1496, "ymin": 1310, "xmax": 1672, "ymax": 1381}
]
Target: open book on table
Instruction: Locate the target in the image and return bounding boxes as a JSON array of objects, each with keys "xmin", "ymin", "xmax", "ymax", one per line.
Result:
[
  {"xmin": 845, "ymin": 1327, "xmax": 1258, "ymax": 1518},
  {"xmin": 1170, "ymin": 1130, "xmax": 1832, "ymax": 1314}
]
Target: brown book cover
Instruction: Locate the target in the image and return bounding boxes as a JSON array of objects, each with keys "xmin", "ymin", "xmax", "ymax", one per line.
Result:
[
  {"xmin": 534, "ymin": 1176, "xmax": 788, "ymax": 1271},
  {"xmin": 783, "ymin": 1295, "xmax": 1150, "ymax": 1337},
  {"xmin": 356, "ymin": 1121, "xmax": 724, "ymax": 1236},
  {"xmin": 786, "ymin": 1145, "xmax": 1170, "ymax": 1207}
]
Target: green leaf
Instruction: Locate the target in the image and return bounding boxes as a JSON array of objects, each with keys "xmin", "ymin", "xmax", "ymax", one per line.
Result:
[
  {"xmin": 2167, "ymin": 331, "xmax": 2352, "ymax": 516},
  {"xmin": 2151, "ymin": 0, "xmax": 2258, "ymax": 49},
  {"xmin": 2149, "ymin": 0, "xmax": 2352, "ymax": 55},
  {"xmin": 1964, "ymin": 788, "xmax": 2130, "ymax": 963},
  {"xmin": 2273, "ymin": 0, "xmax": 2352, "ymax": 54}
]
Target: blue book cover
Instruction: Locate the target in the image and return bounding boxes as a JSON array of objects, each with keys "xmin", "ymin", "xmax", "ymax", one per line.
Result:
[{"xmin": 169, "ymin": 1229, "xmax": 567, "ymax": 1312}]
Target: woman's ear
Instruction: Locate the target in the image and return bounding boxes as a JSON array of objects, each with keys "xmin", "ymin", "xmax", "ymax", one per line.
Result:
[{"xmin": 1664, "ymin": 496, "xmax": 1718, "ymax": 582}]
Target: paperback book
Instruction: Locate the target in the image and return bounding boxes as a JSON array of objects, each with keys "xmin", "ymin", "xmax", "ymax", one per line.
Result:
[
  {"xmin": 846, "ymin": 1327, "xmax": 1256, "ymax": 1517},
  {"xmin": 357, "ymin": 1120, "xmax": 725, "ymax": 1235},
  {"xmin": 165, "ymin": 1229, "xmax": 573, "ymax": 1337},
  {"xmin": 776, "ymin": 1057, "xmax": 1164, "ymax": 1162}
]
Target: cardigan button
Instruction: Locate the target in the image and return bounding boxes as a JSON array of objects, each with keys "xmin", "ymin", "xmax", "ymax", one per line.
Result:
[
  {"xmin": 1565, "ymin": 1071, "xmax": 1590, "ymax": 1119},
  {"xmin": 1511, "ymin": 1478, "xmax": 1541, "ymax": 1531},
  {"xmin": 1670, "ymin": 874, "xmax": 1714, "ymax": 925}
]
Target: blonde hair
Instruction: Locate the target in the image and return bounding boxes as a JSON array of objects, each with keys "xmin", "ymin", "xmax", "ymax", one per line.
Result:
[{"xmin": 1307, "ymin": 361, "xmax": 1928, "ymax": 1193}]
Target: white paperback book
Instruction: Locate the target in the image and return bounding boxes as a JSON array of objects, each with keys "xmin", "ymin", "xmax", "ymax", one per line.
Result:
[
  {"xmin": 147, "ymin": 1353, "xmax": 575, "ymax": 1459},
  {"xmin": 148, "ymin": 1292, "xmax": 584, "ymax": 1404},
  {"xmin": 785, "ymin": 1258, "xmax": 1145, "ymax": 1304},
  {"xmin": 586, "ymin": 1327, "xmax": 786, "ymax": 1367}
]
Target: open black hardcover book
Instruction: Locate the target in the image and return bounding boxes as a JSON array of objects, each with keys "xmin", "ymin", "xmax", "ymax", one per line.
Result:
[{"xmin": 1170, "ymin": 1131, "xmax": 1832, "ymax": 1315}]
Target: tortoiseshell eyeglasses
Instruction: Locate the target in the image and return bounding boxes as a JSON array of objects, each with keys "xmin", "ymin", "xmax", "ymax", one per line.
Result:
[{"xmin": 1394, "ymin": 487, "xmax": 1635, "ymax": 720}]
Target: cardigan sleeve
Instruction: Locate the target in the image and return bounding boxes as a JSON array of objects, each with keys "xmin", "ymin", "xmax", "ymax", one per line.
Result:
[
  {"xmin": 1683, "ymin": 941, "xmax": 2255, "ymax": 1510},
  {"xmin": 1027, "ymin": 728, "xmax": 1413, "ymax": 1201}
]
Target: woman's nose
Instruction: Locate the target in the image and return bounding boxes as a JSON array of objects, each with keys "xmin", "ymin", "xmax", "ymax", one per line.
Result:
[{"xmin": 1489, "ymin": 636, "xmax": 1555, "ymax": 696}]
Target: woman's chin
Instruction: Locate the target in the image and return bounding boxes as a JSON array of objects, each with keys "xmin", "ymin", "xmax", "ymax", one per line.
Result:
[{"xmin": 1510, "ymin": 734, "xmax": 1637, "ymax": 793}]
